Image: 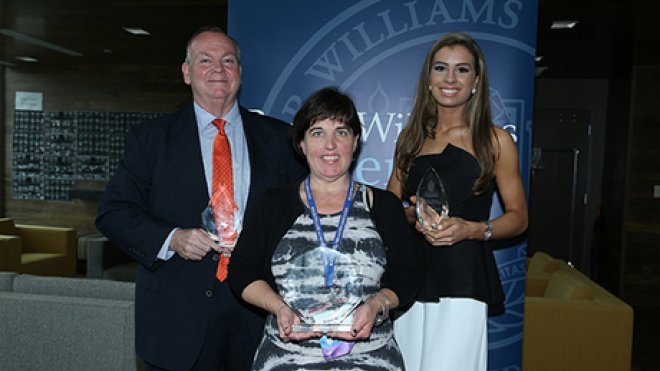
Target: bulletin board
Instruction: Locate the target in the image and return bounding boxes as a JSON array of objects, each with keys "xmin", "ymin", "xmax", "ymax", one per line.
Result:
[{"xmin": 12, "ymin": 110, "xmax": 164, "ymax": 200}]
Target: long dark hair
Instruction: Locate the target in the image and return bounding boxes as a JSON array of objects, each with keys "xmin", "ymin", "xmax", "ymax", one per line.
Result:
[{"xmin": 393, "ymin": 31, "xmax": 496, "ymax": 194}]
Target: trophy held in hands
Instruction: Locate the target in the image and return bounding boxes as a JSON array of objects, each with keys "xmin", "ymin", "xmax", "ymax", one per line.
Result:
[
  {"xmin": 416, "ymin": 167, "xmax": 449, "ymax": 230},
  {"xmin": 201, "ymin": 185, "xmax": 240, "ymax": 282},
  {"xmin": 282, "ymin": 245, "xmax": 363, "ymax": 333}
]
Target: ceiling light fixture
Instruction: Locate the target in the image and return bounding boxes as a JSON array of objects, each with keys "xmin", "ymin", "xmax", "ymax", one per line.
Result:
[
  {"xmin": 0, "ymin": 29, "xmax": 83, "ymax": 56},
  {"xmin": 16, "ymin": 56, "xmax": 38, "ymax": 62},
  {"xmin": 122, "ymin": 27, "xmax": 150, "ymax": 35},
  {"xmin": 551, "ymin": 20, "xmax": 578, "ymax": 29}
]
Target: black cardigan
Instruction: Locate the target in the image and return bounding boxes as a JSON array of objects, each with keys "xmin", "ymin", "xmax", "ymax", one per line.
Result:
[{"xmin": 228, "ymin": 182, "xmax": 422, "ymax": 310}]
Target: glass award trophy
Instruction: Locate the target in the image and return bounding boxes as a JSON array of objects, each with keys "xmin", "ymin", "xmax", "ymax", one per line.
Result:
[
  {"xmin": 280, "ymin": 245, "xmax": 363, "ymax": 333},
  {"xmin": 416, "ymin": 167, "xmax": 449, "ymax": 228},
  {"xmin": 201, "ymin": 186, "xmax": 240, "ymax": 243}
]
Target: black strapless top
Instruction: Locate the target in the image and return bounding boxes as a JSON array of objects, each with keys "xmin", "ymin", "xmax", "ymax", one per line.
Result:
[{"xmin": 405, "ymin": 144, "xmax": 504, "ymax": 315}]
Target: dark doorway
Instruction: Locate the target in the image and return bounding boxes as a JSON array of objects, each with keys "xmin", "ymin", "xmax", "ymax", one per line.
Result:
[{"xmin": 528, "ymin": 109, "xmax": 592, "ymax": 272}]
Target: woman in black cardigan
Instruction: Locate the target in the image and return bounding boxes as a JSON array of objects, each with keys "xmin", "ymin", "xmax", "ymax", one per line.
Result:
[{"xmin": 228, "ymin": 87, "xmax": 422, "ymax": 370}]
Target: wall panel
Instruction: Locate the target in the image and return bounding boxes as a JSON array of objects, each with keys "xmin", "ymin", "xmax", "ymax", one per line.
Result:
[{"xmin": 3, "ymin": 63, "xmax": 190, "ymax": 235}]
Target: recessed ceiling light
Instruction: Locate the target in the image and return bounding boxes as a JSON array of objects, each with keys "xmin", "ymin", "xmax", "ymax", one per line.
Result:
[
  {"xmin": 551, "ymin": 20, "xmax": 578, "ymax": 29},
  {"xmin": 16, "ymin": 56, "xmax": 38, "ymax": 62},
  {"xmin": 122, "ymin": 27, "xmax": 150, "ymax": 35},
  {"xmin": 535, "ymin": 56, "xmax": 544, "ymax": 62}
]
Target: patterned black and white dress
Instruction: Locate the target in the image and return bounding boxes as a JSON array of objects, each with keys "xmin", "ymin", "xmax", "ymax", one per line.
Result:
[{"xmin": 250, "ymin": 185, "xmax": 405, "ymax": 371}]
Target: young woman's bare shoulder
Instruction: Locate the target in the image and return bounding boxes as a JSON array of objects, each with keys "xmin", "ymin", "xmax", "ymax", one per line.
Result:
[{"xmin": 491, "ymin": 125, "xmax": 517, "ymax": 158}]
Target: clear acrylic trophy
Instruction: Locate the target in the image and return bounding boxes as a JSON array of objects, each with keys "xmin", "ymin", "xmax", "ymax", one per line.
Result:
[
  {"xmin": 416, "ymin": 167, "xmax": 449, "ymax": 229},
  {"xmin": 201, "ymin": 186, "xmax": 240, "ymax": 245},
  {"xmin": 281, "ymin": 245, "xmax": 363, "ymax": 333}
]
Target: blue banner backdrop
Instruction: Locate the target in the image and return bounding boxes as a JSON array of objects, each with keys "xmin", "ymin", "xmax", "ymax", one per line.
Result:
[{"xmin": 230, "ymin": 1, "xmax": 537, "ymax": 369}]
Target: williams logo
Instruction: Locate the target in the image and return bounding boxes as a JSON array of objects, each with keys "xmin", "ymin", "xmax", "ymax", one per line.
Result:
[
  {"xmin": 260, "ymin": 0, "xmax": 533, "ymax": 189},
  {"xmin": 238, "ymin": 0, "xmax": 537, "ymax": 369}
]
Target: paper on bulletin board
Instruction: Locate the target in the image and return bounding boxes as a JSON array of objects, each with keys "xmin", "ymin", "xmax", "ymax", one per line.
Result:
[{"xmin": 15, "ymin": 91, "xmax": 43, "ymax": 111}]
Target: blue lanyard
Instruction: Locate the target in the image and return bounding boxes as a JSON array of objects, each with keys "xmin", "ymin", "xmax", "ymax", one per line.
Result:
[{"xmin": 304, "ymin": 175, "xmax": 356, "ymax": 288}]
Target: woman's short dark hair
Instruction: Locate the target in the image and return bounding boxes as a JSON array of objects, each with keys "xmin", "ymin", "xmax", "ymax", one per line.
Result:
[{"xmin": 290, "ymin": 86, "xmax": 362, "ymax": 159}]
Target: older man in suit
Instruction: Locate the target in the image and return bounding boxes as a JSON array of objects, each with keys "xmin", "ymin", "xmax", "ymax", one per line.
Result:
[{"xmin": 96, "ymin": 26, "xmax": 305, "ymax": 371}]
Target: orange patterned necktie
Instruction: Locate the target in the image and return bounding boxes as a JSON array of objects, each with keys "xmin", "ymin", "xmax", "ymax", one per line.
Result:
[{"xmin": 211, "ymin": 118, "xmax": 237, "ymax": 282}]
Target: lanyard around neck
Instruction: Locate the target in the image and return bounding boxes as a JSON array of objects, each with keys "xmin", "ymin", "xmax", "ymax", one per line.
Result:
[{"xmin": 304, "ymin": 175, "xmax": 356, "ymax": 287}]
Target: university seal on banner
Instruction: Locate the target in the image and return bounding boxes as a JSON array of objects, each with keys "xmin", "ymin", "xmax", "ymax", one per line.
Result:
[{"xmin": 233, "ymin": 1, "xmax": 538, "ymax": 369}]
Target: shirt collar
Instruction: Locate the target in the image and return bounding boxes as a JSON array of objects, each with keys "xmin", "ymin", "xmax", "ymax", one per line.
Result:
[{"xmin": 194, "ymin": 101, "xmax": 241, "ymax": 132}]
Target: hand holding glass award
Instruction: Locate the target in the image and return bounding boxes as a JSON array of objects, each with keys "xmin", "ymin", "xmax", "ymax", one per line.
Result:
[
  {"xmin": 416, "ymin": 167, "xmax": 449, "ymax": 230},
  {"xmin": 281, "ymin": 247, "xmax": 363, "ymax": 333}
]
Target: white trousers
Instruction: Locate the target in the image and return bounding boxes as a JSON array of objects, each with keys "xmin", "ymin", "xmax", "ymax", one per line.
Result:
[{"xmin": 394, "ymin": 298, "xmax": 488, "ymax": 371}]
